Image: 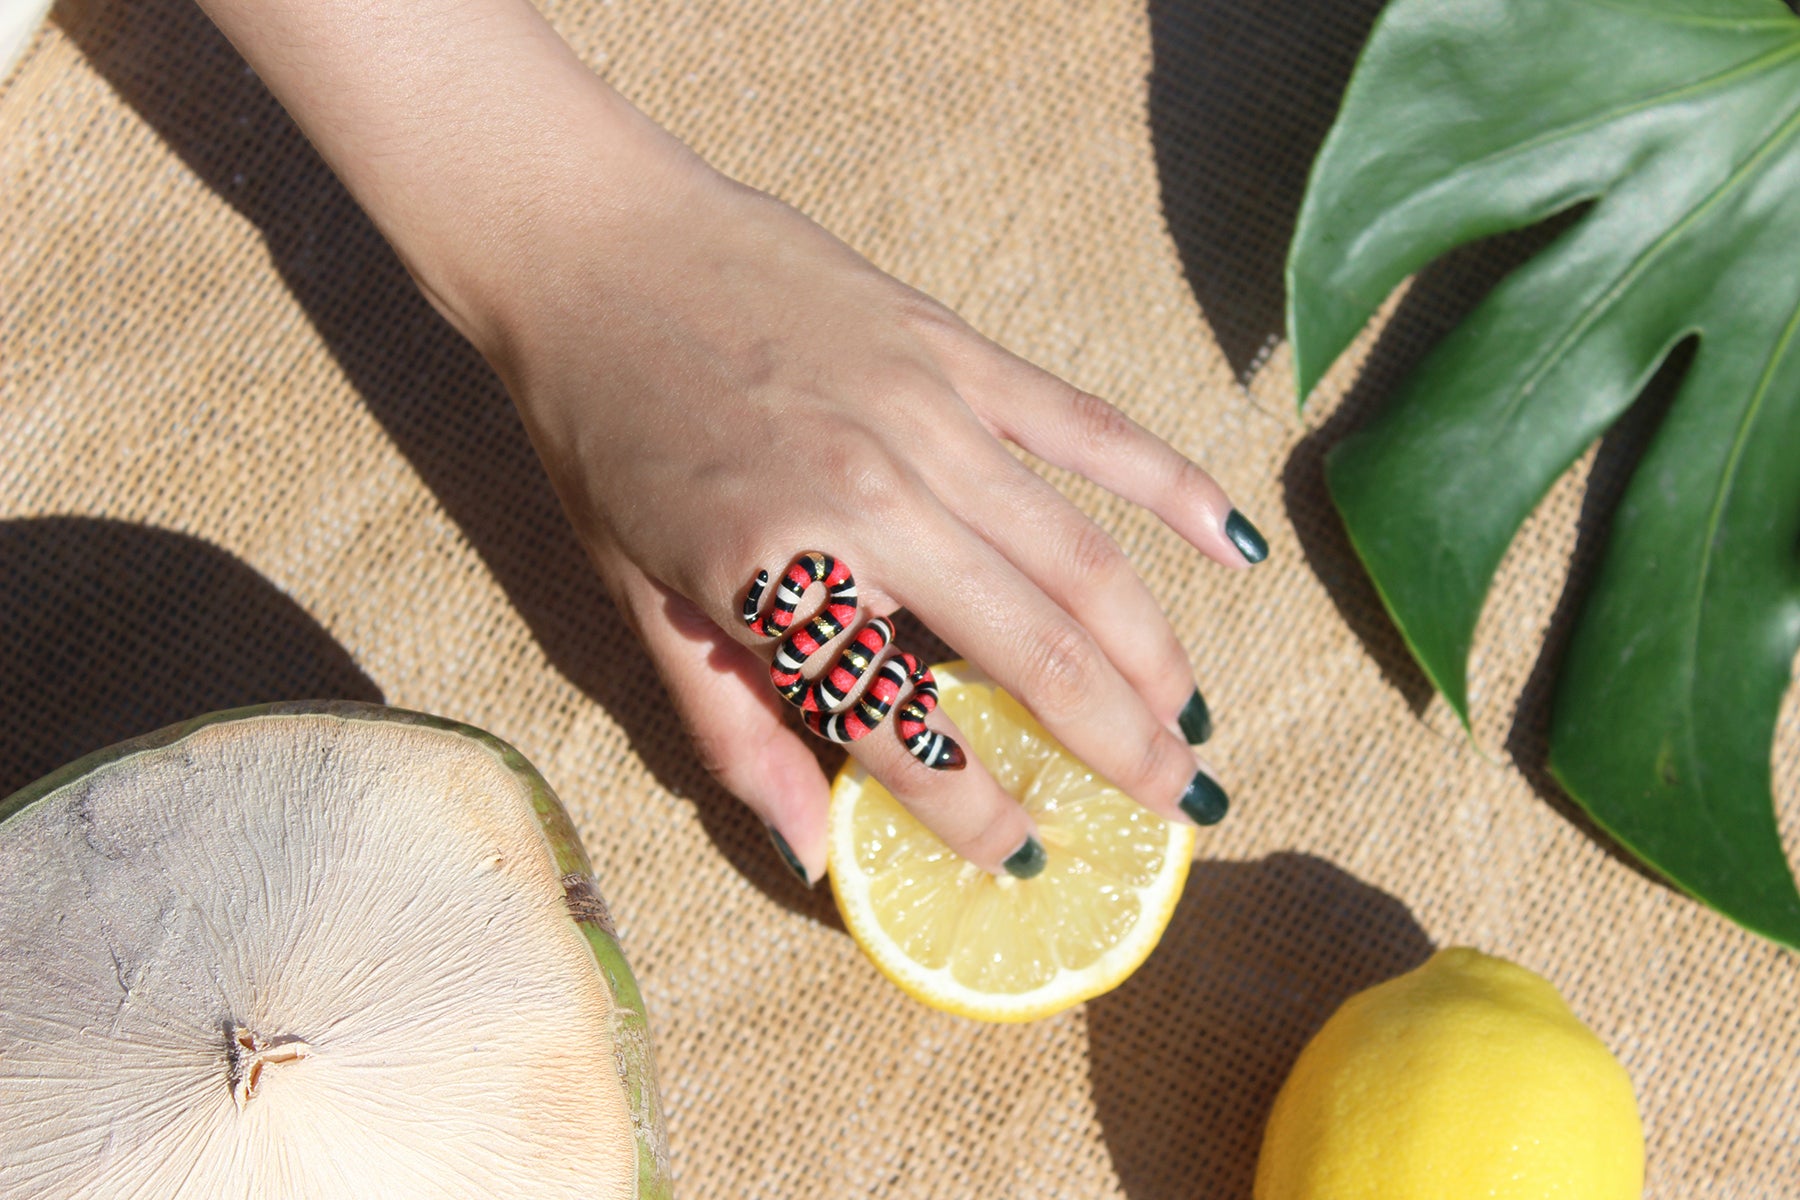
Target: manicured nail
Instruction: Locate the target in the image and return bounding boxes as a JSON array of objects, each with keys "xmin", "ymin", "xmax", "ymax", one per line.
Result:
[
  {"xmin": 1178, "ymin": 687, "xmax": 1213, "ymax": 745},
  {"xmin": 1225, "ymin": 510, "xmax": 1269, "ymax": 565},
  {"xmin": 1178, "ymin": 771, "xmax": 1229, "ymax": 826},
  {"xmin": 1002, "ymin": 835, "xmax": 1047, "ymax": 879},
  {"xmin": 766, "ymin": 824, "xmax": 814, "ymax": 887}
]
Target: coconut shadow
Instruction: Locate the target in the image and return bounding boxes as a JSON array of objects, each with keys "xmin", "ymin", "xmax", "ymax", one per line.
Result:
[{"xmin": 0, "ymin": 517, "xmax": 383, "ymax": 798}]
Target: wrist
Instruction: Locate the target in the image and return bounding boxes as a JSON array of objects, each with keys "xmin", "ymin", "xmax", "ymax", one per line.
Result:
[{"xmin": 399, "ymin": 83, "xmax": 712, "ymax": 361}]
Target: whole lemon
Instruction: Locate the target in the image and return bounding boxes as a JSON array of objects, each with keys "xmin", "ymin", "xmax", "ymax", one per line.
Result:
[{"xmin": 1255, "ymin": 947, "xmax": 1643, "ymax": 1200}]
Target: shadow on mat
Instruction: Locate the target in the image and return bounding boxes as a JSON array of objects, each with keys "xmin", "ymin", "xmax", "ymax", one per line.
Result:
[
  {"xmin": 1086, "ymin": 853, "xmax": 1433, "ymax": 1200},
  {"xmin": 50, "ymin": 0, "xmax": 821, "ymax": 914},
  {"xmin": 1146, "ymin": 0, "xmax": 1698, "ymax": 881},
  {"xmin": 1275, "ymin": 216, "xmax": 1583, "ymax": 719},
  {"xmin": 1145, "ymin": 0, "xmax": 1584, "ymax": 720},
  {"xmin": 0, "ymin": 518, "xmax": 382, "ymax": 798},
  {"xmin": 1146, "ymin": 0, "xmax": 1431, "ymax": 715},
  {"xmin": 1499, "ymin": 339, "xmax": 1695, "ymax": 895}
]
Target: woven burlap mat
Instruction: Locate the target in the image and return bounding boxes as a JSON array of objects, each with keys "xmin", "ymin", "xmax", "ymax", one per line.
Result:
[{"xmin": 4, "ymin": 1, "xmax": 1796, "ymax": 1195}]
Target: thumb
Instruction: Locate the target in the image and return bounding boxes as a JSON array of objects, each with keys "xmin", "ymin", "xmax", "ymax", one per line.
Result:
[{"xmin": 624, "ymin": 571, "xmax": 831, "ymax": 886}]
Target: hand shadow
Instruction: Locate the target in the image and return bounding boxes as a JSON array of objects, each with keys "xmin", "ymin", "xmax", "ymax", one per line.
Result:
[
  {"xmin": 1086, "ymin": 852, "xmax": 1434, "ymax": 1199},
  {"xmin": 0, "ymin": 517, "xmax": 382, "ymax": 798},
  {"xmin": 48, "ymin": 0, "xmax": 815, "ymax": 911}
]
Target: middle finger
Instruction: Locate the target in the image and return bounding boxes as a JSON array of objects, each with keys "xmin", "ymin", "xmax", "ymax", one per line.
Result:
[{"xmin": 890, "ymin": 496, "xmax": 1229, "ymax": 831}]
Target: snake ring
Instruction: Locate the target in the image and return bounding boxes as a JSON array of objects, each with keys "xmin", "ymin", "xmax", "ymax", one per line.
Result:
[{"xmin": 741, "ymin": 551, "xmax": 965, "ymax": 770}]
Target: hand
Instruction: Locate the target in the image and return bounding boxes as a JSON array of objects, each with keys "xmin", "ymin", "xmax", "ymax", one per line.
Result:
[
  {"xmin": 192, "ymin": 0, "xmax": 1267, "ymax": 885},
  {"xmin": 483, "ymin": 149, "xmax": 1264, "ymax": 883}
]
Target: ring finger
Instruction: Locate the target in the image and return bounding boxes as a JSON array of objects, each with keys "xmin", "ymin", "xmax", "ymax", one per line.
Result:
[{"xmin": 735, "ymin": 549, "xmax": 1047, "ymax": 877}]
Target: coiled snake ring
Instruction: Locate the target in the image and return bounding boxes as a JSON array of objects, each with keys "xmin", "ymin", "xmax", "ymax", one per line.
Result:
[{"xmin": 741, "ymin": 551, "xmax": 965, "ymax": 770}]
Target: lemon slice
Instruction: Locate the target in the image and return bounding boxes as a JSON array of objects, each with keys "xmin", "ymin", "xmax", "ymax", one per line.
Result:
[{"xmin": 827, "ymin": 661, "xmax": 1196, "ymax": 1022}]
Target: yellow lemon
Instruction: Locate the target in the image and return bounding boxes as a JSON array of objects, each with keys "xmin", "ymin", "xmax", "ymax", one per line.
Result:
[
  {"xmin": 1255, "ymin": 946, "xmax": 1644, "ymax": 1200},
  {"xmin": 827, "ymin": 661, "xmax": 1195, "ymax": 1022}
]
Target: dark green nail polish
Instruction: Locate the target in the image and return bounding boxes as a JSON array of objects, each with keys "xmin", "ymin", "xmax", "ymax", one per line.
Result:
[
  {"xmin": 1225, "ymin": 510, "xmax": 1269, "ymax": 565},
  {"xmin": 766, "ymin": 824, "xmax": 813, "ymax": 887},
  {"xmin": 1178, "ymin": 688, "xmax": 1212, "ymax": 745},
  {"xmin": 1179, "ymin": 771, "xmax": 1229, "ymax": 826},
  {"xmin": 1003, "ymin": 836, "xmax": 1047, "ymax": 880}
]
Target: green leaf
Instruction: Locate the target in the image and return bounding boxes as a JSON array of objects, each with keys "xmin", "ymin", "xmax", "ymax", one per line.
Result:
[{"xmin": 1288, "ymin": 0, "xmax": 1800, "ymax": 947}]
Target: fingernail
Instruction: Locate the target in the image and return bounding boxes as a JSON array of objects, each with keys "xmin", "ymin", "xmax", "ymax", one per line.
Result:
[
  {"xmin": 766, "ymin": 824, "xmax": 814, "ymax": 887},
  {"xmin": 1002, "ymin": 835, "xmax": 1048, "ymax": 879},
  {"xmin": 1178, "ymin": 770, "xmax": 1229, "ymax": 826},
  {"xmin": 1225, "ymin": 510, "xmax": 1269, "ymax": 565},
  {"xmin": 1178, "ymin": 687, "xmax": 1212, "ymax": 745}
]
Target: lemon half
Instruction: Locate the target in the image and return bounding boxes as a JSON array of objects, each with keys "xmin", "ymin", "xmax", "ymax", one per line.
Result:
[{"xmin": 827, "ymin": 661, "xmax": 1196, "ymax": 1022}]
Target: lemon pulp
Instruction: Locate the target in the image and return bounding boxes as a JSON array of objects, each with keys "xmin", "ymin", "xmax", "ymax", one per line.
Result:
[{"xmin": 830, "ymin": 663, "xmax": 1194, "ymax": 1021}]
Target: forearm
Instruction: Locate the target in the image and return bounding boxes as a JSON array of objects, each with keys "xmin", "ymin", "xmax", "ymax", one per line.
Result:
[{"xmin": 193, "ymin": 0, "xmax": 698, "ymax": 350}]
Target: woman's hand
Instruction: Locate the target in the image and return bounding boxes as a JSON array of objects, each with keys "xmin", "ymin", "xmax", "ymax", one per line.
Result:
[
  {"xmin": 483, "ymin": 153, "xmax": 1264, "ymax": 882},
  {"xmin": 195, "ymin": 0, "xmax": 1265, "ymax": 884}
]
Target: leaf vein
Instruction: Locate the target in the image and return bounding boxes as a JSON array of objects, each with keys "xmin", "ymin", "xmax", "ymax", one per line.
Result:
[
  {"xmin": 1581, "ymin": 0, "xmax": 1799, "ymax": 31},
  {"xmin": 1422, "ymin": 41, "xmax": 1800, "ymax": 216},
  {"xmin": 1346, "ymin": 40, "xmax": 1800, "ymax": 278},
  {"xmin": 1499, "ymin": 95, "xmax": 1800, "ymax": 432},
  {"xmin": 1683, "ymin": 291, "xmax": 1800, "ymax": 743}
]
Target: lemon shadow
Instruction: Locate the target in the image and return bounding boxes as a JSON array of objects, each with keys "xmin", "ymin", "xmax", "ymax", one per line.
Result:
[{"xmin": 1085, "ymin": 853, "xmax": 1433, "ymax": 1199}]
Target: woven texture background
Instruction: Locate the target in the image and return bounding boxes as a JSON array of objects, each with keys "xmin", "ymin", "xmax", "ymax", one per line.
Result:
[{"xmin": 4, "ymin": 0, "xmax": 1797, "ymax": 1195}]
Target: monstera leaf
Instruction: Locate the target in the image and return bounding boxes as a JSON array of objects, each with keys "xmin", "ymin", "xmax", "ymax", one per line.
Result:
[{"xmin": 1289, "ymin": 0, "xmax": 1800, "ymax": 947}]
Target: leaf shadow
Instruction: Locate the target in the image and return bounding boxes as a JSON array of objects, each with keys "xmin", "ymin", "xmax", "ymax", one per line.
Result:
[
  {"xmin": 1503, "ymin": 337, "xmax": 1698, "ymax": 895},
  {"xmin": 0, "ymin": 517, "xmax": 383, "ymax": 798},
  {"xmin": 1145, "ymin": 0, "xmax": 1430, "ymax": 712},
  {"xmin": 1146, "ymin": 0, "xmax": 1391, "ymax": 381},
  {"xmin": 1086, "ymin": 853, "xmax": 1434, "ymax": 1199},
  {"xmin": 47, "ymin": 0, "xmax": 817, "ymax": 916},
  {"xmin": 1280, "ymin": 215, "xmax": 1588, "ymax": 717}
]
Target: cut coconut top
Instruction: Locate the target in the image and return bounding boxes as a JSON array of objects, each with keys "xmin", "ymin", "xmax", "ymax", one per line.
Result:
[{"xmin": 0, "ymin": 708, "xmax": 642, "ymax": 1200}]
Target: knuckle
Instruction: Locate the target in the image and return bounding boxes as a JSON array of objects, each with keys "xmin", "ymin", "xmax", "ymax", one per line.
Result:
[
  {"xmin": 1066, "ymin": 385, "xmax": 1134, "ymax": 454},
  {"xmin": 1121, "ymin": 728, "xmax": 1188, "ymax": 799},
  {"xmin": 1065, "ymin": 520, "xmax": 1128, "ymax": 586},
  {"xmin": 874, "ymin": 373, "xmax": 953, "ymax": 430},
  {"xmin": 892, "ymin": 289, "xmax": 968, "ymax": 346},
  {"xmin": 812, "ymin": 431, "xmax": 872, "ymax": 492},
  {"xmin": 850, "ymin": 458, "xmax": 911, "ymax": 524},
  {"xmin": 1166, "ymin": 454, "xmax": 1218, "ymax": 509},
  {"xmin": 816, "ymin": 433, "xmax": 908, "ymax": 520},
  {"xmin": 1019, "ymin": 622, "xmax": 1099, "ymax": 721}
]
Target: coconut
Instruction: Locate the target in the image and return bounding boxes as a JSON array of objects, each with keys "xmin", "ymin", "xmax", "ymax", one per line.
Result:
[
  {"xmin": 0, "ymin": 0, "xmax": 51, "ymax": 83},
  {"xmin": 0, "ymin": 702, "xmax": 669, "ymax": 1199}
]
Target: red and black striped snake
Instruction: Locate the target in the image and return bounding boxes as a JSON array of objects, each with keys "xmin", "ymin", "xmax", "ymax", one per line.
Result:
[{"xmin": 741, "ymin": 551, "xmax": 965, "ymax": 770}]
